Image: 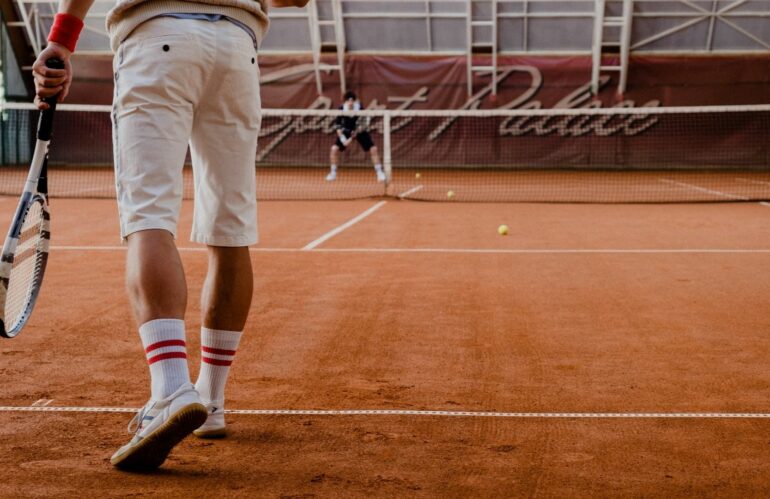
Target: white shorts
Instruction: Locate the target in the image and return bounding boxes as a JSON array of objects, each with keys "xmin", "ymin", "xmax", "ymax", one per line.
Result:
[{"xmin": 112, "ymin": 16, "xmax": 261, "ymax": 246}]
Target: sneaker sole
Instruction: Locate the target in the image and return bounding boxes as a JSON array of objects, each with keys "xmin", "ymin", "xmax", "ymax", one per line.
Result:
[
  {"xmin": 193, "ymin": 426, "xmax": 227, "ymax": 439},
  {"xmin": 111, "ymin": 403, "xmax": 208, "ymax": 471}
]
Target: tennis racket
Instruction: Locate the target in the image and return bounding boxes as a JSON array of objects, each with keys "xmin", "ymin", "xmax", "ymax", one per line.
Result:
[
  {"xmin": 355, "ymin": 115, "xmax": 372, "ymax": 134},
  {"xmin": 0, "ymin": 58, "xmax": 61, "ymax": 338}
]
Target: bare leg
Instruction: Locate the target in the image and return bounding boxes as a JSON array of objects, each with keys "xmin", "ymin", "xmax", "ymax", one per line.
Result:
[
  {"xmin": 328, "ymin": 145, "xmax": 340, "ymax": 180},
  {"xmin": 114, "ymin": 229, "xmax": 207, "ymax": 470},
  {"xmin": 369, "ymin": 145, "xmax": 381, "ymax": 166},
  {"xmin": 369, "ymin": 146, "xmax": 384, "ymax": 181},
  {"xmin": 201, "ymin": 246, "xmax": 253, "ymax": 331},
  {"xmin": 192, "ymin": 245, "xmax": 252, "ymax": 437},
  {"xmin": 125, "ymin": 229, "xmax": 187, "ymax": 325},
  {"xmin": 330, "ymin": 145, "xmax": 341, "ymax": 166}
]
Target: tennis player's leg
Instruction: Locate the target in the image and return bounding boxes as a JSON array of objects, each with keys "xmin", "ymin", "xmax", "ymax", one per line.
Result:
[
  {"xmin": 191, "ymin": 245, "xmax": 253, "ymax": 438},
  {"xmin": 109, "ymin": 17, "xmax": 212, "ymax": 470},
  {"xmin": 125, "ymin": 230, "xmax": 186, "ymax": 325},
  {"xmin": 328, "ymin": 140, "xmax": 345, "ymax": 181},
  {"xmin": 187, "ymin": 20, "xmax": 261, "ymax": 438},
  {"xmin": 357, "ymin": 132, "xmax": 384, "ymax": 181}
]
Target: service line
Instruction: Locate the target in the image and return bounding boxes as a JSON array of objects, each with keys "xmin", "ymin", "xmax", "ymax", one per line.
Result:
[{"xmin": 49, "ymin": 246, "xmax": 770, "ymax": 255}]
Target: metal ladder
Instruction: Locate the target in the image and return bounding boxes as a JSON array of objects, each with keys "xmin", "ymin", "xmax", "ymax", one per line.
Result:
[
  {"xmin": 591, "ymin": 0, "xmax": 634, "ymax": 95},
  {"xmin": 466, "ymin": 0, "xmax": 498, "ymax": 97},
  {"xmin": 0, "ymin": 1, "xmax": 37, "ymax": 95},
  {"xmin": 307, "ymin": 0, "xmax": 346, "ymax": 95}
]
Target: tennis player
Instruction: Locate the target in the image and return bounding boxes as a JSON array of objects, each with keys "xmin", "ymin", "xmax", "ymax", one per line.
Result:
[
  {"xmin": 33, "ymin": 0, "xmax": 309, "ymax": 471},
  {"xmin": 326, "ymin": 91, "xmax": 385, "ymax": 182}
]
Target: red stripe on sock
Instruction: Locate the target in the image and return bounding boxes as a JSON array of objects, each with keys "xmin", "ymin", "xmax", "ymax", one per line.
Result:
[
  {"xmin": 147, "ymin": 352, "xmax": 187, "ymax": 364},
  {"xmin": 201, "ymin": 346, "xmax": 237, "ymax": 356},
  {"xmin": 202, "ymin": 356, "xmax": 233, "ymax": 366},
  {"xmin": 145, "ymin": 339, "xmax": 186, "ymax": 353}
]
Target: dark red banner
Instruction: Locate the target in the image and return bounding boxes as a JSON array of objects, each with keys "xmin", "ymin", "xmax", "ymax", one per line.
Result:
[{"xmin": 68, "ymin": 54, "xmax": 770, "ymax": 109}]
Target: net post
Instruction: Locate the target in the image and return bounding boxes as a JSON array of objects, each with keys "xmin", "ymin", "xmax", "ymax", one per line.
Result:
[{"xmin": 383, "ymin": 112, "xmax": 392, "ymax": 188}]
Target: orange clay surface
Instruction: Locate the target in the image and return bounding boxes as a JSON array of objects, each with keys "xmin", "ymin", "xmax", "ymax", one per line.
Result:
[{"xmin": 1, "ymin": 198, "xmax": 770, "ymax": 497}]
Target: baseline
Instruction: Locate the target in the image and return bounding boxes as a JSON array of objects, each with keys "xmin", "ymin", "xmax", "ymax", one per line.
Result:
[{"xmin": 1, "ymin": 406, "xmax": 770, "ymax": 418}]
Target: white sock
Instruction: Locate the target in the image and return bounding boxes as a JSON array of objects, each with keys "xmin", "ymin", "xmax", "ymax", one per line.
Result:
[
  {"xmin": 139, "ymin": 319, "xmax": 191, "ymax": 400},
  {"xmin": 374, "ymin": 164, "xmax": 383, "ymax": 172},
  {"xmin": 195, "ymin": 328, "xmax": 243, "ymax": 405},
  {"xmin": 330, "ymin": 164, "xmax": 338, "ymax": 172}
]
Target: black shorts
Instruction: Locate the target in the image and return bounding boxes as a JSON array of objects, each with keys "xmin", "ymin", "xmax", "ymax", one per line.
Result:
[{"xmin": 335, "ymin": 130, "xmax": 375, "ymax": 152}]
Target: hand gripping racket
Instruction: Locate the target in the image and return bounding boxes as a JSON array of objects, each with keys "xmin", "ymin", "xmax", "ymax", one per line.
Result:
[
  {"xmin": 0, "ymin": 58, "xmax": 62, "ymax": 338},
  {"xmin": 355, "ymin": 115, "xmax": 372, "ymax": 135}
]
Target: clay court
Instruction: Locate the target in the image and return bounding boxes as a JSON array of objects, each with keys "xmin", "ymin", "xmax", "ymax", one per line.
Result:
[
  {"xmin": 2, "ymin": 0, "xmax": 770, "ymax": 495},
  {"xmin": 2, "ymin": 194, "xmax": 770, "ymax": 497}
]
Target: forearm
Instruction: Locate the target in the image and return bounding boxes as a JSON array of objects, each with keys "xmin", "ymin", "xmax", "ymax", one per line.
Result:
[
  {"xmin": 57, "ymin": 0, "xmax": 96, "ymax": 20},
  {"xmin": 32, "ymin": 0, "xmax": 93, "ymax": 108}
]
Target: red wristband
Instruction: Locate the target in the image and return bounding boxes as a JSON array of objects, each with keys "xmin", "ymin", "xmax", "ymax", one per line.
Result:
[{"xmin": 47, "ymin": 13, "xmax": 84, "ymax": 53}]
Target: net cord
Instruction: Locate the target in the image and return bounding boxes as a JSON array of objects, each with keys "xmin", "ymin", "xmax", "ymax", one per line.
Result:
[{"xmin": 2, "ymin": 102, "xmax": 769, "ymax": 117}]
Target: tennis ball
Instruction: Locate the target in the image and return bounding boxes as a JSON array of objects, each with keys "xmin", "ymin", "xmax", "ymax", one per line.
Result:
[
  {"xmin": 498, "ymin": 224, "xmax": 509, "ymax": 236},
  {"xmin": 415, "ymin": 172, "xmax": 421, "ymax": 179},
  {"xmin": 447, "ymin": 190, "xmax": 455, "ymax": 199}
]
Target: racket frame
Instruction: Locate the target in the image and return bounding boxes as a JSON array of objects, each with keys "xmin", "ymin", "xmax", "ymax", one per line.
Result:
[{"xmin": 0, "ymin": 59, "xmax": 59, "ymax": 338}]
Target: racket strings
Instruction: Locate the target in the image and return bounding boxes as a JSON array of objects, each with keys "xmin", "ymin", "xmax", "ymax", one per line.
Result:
[{"xmin": 5, "ymin": 202, "xmax": 47, "ymax": 331}]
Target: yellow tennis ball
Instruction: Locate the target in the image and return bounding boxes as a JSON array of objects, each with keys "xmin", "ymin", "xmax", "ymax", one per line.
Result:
[
  {"xmin": 447, "ymin": 190, "xmax": 455, "ymax": 199},
  {"xmin": 498, "ymin": 224, "xmax": 509, "ymax": 236},
  {"xmin": 415, "ymin": 172, "xmax": 421, "ymax": 179}
]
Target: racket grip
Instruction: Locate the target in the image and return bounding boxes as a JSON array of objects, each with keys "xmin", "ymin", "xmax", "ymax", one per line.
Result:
[{"xmin": 38, "ymin": 58, "xmax": 65, "ymax": 141}]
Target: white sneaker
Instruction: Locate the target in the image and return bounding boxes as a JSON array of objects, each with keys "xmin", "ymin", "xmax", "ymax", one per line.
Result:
[
  {"xmin": 193, "ymin": 402, "xmax": 227, "ymax": 439},
  {"xmin": 376, "ymin": 170, "xmax": 386, "ymax": 182},
  {"xmin": 110, "ymin": 383, "xmax": 207, "ymax": 471},
  {"xmin": 325, "ymin": 171, "xmax": 337, "ymax": 181}
]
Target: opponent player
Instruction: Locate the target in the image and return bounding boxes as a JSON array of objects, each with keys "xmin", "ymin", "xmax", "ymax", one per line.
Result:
[
  {"xmin": 33, "ymin": 0, "xmax": 309, "ymax": 471},
  {"xmin": 326, "ymin": 91, "xmax": 385, "ymax": 182}
]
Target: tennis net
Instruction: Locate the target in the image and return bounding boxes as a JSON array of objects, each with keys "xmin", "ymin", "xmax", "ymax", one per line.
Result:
[{"xmin": 1, "ymin": 102, "xmax": 768, "ymax": 203}]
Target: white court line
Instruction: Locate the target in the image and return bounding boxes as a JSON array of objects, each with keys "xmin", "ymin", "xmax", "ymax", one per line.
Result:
[
  {"xmin": 735, "ymin": 179, "xmax": 770, "ymax": 206},
  {"xmin": 302, "ymin": 200, "xmax": 388, "ymax": 250},
  {"xmin": 58, "ymin": 187, "xmax": 113, "ymax": 196},
  {"xmin": 398, "ymin": 185, "xmax": 424, "ymax": 199},
  {"xmin": 31, "ymin": 399, "xmax": 53, "ymax": 407},
  {"xmin": 1, "ymin": 406, "xmax": 769, "ymax": 418},
  {"xmin": 301, "ymin": 248, "xmax": 770, "ymax": 255},
  {"xmin": 736, "ymin": 178, "xmax": 770, "ymax": 187},
  {"xmin": 49, "ymin": 246, "xmax": 770, "ymax": 255},
  {"xmin": 658, "ymin": 178, "xmax": 748, "ymax": 201}
]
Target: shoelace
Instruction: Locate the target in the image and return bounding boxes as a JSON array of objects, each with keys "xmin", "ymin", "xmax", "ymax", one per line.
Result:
[
  {"xmin": 127, "ymin": 400, "xmax": 157, "ymax": 434},
  {"xmin": 124, "ymin": 385, "xmax": 197, "ymax": 434}
]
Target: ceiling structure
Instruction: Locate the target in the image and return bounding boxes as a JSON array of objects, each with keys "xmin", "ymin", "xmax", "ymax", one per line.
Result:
[{"xmin": 4, "ymin": 0, "xmax": 770, "ymax": 96}]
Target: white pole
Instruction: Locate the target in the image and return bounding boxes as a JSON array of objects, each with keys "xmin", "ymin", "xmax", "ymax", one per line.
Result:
[
  {"xmin": 466, "ymin": 0, "xmax": 473, "ymax": 97},
  {"xmin": 591, "ymin": 0, "xmax": 605, "ymax": 95},
  {"xmin": 618, "ymin": 0, "xmax": 634, "ymax": 95},
  {"xmin": 383, "ymin": 113, "xmax": 392, "ymax": 189},
  {"xmin": 308, "ymin": 0, "xmax": 323, "ymax": 95}
]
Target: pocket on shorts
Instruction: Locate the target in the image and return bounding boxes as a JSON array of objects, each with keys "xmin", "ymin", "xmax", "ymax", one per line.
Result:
[{"xmin": 116, "ymin": 32, "xmax": 201, "ymax": 111}]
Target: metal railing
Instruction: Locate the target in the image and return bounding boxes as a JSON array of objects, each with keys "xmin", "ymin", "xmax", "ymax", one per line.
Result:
[{"xmin": 5, "ymin": 0, "xmax": 769, "ymax": 97}]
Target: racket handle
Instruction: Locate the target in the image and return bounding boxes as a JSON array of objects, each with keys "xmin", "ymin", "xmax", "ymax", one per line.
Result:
[{"xmin": 38, "ymin": 58, "xmax": 65, "ymax": 141}]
